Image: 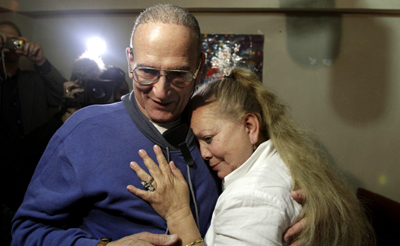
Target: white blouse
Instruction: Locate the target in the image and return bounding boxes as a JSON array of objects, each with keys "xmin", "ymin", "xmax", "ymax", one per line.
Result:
[{"xmin": 204, "ymin": 140, "xmax": 301, "ymax": 245}]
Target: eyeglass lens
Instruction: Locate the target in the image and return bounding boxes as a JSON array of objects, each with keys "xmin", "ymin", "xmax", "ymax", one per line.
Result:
[{"xmin": 134, "ymin": 68, "xmax": 192, "ymax": 87}]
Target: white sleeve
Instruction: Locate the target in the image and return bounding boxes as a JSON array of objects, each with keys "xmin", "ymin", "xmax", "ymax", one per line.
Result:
[{"xmin": 210, "ymin": 188, "xmax": 294, "ymax": 246}]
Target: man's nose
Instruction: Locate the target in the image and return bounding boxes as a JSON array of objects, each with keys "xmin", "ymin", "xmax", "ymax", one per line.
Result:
[{"xmin": 152, "ymin": 75, "xmax": 170, "ymax": 98}]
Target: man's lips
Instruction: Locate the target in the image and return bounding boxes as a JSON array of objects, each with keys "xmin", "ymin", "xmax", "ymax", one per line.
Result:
[{"xmin": 151, "ymin": 99, "xmax": 173, "ymax": 108}]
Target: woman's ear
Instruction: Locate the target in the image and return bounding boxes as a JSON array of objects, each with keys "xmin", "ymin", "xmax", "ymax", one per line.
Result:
[{"xmin": 243, "ymin": 113, "xmax": 260, "ymax": 145}]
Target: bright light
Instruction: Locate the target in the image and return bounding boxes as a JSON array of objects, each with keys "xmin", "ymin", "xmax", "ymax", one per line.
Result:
[
  {"xmin": 80, "ymin": 37, "xmax": 106, "ymax": 69},
  {"xmin": 86, "ymin": 37, "xmax": 106, "ymax": 57}
]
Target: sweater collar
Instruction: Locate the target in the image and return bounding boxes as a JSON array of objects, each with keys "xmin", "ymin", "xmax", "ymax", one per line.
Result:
[{"xmin": 121, "ymin": 91, "xmax": 195, "ymax": 151}]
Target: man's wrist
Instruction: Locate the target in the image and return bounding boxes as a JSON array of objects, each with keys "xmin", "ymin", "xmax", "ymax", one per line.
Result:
[
  {"xmin": 35, "ymin": 57, "xmax": 46, "ymax": 66},
  {"xmin": 33, "ymin": 58, "xmax": 51, "ymax": 75}
]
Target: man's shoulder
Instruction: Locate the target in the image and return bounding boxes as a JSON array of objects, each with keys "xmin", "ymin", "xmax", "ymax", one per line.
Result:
[
  {"xmin": 59, "ymin": 102, "xmax": 130, "ymax": 134},
  {"xmin": 75, "ymin": 102, "xmax": 126, "ymax": 119}
]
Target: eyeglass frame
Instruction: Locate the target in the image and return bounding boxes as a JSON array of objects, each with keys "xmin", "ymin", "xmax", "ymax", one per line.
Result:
[{"xmin": 128, "ymin": 47, "xmax": 202, "ymax": 88}]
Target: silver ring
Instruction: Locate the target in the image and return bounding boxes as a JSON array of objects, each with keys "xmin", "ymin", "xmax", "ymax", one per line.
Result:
[{"xmin": 141, "ymin": 178, "xmax": 155, "ymax": 192}]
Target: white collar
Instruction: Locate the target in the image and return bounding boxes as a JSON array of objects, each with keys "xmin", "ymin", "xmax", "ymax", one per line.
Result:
[
  {"xmin": 150, "ymin": 118, "xmax": 181, "ymax": 134},
  {"xmin": 223, "ymin": 140, "xmax": 275, "ymax": 190}
]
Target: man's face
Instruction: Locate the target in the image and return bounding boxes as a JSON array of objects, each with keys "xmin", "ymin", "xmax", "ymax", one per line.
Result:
[
  {"xmin": 0, "ymin": 24, "xmax": 19, "ymax": 39},
  {"xmin": 128, "ymin": 23, "xmax": 200, "ymax": 123},
  {"xmin": 0, "ymin": 24, "xmax": 20, "ymax": 62}
]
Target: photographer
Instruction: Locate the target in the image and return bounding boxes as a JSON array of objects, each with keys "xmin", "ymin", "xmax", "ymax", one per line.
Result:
[
  {"xmin": 46, "ymin": 58, "xmax": 130, "ymax": 123},
  {"xmin": 100, "ymin": 65, "xmax": 130, "ymax": 102},
  {"xmin": 0, "ymin": 21, "xmax": 67, "ymax": 245},
  {"xmin": 23, "ymin": 58, "xmax": 129, "ymax": 151},
  {"xmin": 17, "ymin": 57, "xmax": 101, "ymax": 183}
]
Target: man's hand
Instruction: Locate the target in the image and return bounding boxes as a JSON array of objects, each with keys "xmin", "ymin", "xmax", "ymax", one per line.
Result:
[
  {"xmin": 283, "ymin": 190, "xmax": 306, "ymax": 246},
  {"xmin": 283, "ymin": 218, "xmax": 306, "ymax": 246},
  {"xmin": 16, "ymin": 37, "xmax": 46, "ymax": 66},
  {"xmin": 107, "ymin": 232, "xmax": 178, "ymax": 246},
  {"xmin": 291, "ymin": 190, "xmax": 305, "ymax": 204}
]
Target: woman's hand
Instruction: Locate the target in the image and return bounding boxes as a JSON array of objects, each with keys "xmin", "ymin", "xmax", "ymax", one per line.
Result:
[
  {"xmin": 127, "ymin": 145, "xmax": 192, "ymax": 224},
  {"xmin": 128, "ymin": 146, "xmax": 203, "ymax": 246}
]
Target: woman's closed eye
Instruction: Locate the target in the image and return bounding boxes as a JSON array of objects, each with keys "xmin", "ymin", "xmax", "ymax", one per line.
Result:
[{"xmin": 203, "ymin": 136, "xmax": 214, "ymax": 144}]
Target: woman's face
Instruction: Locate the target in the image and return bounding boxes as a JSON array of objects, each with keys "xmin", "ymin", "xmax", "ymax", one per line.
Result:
[{"xmin": 191, "ymin": 103, "xmax": 254, "ymax": 179}]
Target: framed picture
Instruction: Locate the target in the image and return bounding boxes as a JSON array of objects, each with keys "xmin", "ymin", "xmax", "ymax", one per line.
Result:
[{"xmin": 199, "ymin": 34, "xmax": 264, "ymax": 85}]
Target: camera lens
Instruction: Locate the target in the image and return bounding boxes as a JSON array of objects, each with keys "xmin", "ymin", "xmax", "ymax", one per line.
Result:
[
  {"xmin": 91, "ymin": 87, "xmax": 106, "ymax": 99},
  {"xmin": 83, "ymin": 80, "xmax": 115, "ymax": 105},
  {"xmin": 13, "ymin": 40, "xmax": 24, "ymax": 49}
]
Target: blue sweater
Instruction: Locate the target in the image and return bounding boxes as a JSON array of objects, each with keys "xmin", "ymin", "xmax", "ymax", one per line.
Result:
[{"xmin": 11, "ymin": 93, "xmax": 220, "ymax": 246}]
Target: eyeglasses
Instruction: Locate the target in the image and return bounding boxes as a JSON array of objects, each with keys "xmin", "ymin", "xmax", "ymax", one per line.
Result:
[{"xmin": 130, "ymin": 60, "xmax": 202, "ymax": 88}]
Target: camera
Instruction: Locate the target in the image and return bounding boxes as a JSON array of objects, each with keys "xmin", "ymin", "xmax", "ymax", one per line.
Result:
[
  {"xmin": 2, "ymin": 38, "xmax": 24, "ymax": 50},
  {"xmin": 74, "ymin": 79, "xmax": 124, "ymax": 106}
]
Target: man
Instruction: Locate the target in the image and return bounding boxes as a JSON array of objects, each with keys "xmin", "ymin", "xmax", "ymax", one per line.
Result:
[
  {"xmin": 0, "ymin": 21, "xmax": 65, "ymax": 137},
  {"xmin": 12, "ymin": 5, "xmax": 303, "ymax": 246},
  {"xmin": 0, "ymin": 21, "xmax": 66, "ymax": 245},
  {"xmin": 12, "ymin": 5, "xmax": 220, "ymax": 246}
]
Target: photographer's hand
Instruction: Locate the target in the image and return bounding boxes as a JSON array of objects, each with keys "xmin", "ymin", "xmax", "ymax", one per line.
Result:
[
  {"xmin": 61, "ymin": 80, "xmax": 84, "ymax": 122},
  {"xmin": 64, "ymin": 80, "xmax": 84, "ymax": 98},
  {"xmin": 17, "ymin": 37, "xmax": 46, "ymax": 66}
]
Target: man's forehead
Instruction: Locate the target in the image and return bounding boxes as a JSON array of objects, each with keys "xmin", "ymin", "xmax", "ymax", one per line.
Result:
[
  {"xmin": 133, "ymin": 23, "xmax": 197, "ymax": 45},
  {"xmin": 132, "ymin": 23, "xmax": 199, "ymax": 63}
]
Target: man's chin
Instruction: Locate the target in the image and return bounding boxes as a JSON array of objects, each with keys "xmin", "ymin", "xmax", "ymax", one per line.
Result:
[{"xmin": 148, "ymin": 112, "xmax": 176, "ymax": 124}]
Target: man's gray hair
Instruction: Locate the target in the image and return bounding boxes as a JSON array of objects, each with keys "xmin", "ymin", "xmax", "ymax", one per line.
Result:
[{"xmin": 130, "ymin": 4, "xmax": 201, "ymax": 54}]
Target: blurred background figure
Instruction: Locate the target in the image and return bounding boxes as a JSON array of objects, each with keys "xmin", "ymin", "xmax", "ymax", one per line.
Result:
[
  {"xmin": 0, "ymin": 21, "xmax": 66, "ymax": 245},
  {"xmin": 100, "ymin": 65, "xmax": 130, "ymax": 102}
]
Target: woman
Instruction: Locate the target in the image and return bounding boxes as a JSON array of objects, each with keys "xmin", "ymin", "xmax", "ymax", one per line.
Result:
[{"xmin": 127, "ymin": 68, "xmax": 375, "ymax": 246}]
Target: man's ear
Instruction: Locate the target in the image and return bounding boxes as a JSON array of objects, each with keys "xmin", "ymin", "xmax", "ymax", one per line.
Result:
[
  {"xmin": 194, "ymin": 53, "xmax": 205, "ymax": 85},
  {"xmin": 243, "ymin": 113, "xmax": 260, "ymax": 145},
  {"xmin": 126, "ymin": 47, "xmax": 134, "ymax": 79}
]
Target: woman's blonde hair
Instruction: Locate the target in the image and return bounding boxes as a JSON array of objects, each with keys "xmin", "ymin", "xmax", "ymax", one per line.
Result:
[{"xmin": 190, "ymin": 67, "xmax": 375, "ymax": 246}]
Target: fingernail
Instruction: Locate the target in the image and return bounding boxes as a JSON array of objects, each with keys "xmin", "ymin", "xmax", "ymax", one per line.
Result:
[
  {"xmin": 166, "ymin": 234, "xmax": 178, "ymax": 244},
  {"xmin": 154, "ymin": 145, "xmax": 160, "ymax": 151},
  {"xmin": 138, "ymin": 149, "xmax": 145, "ymax": 156},
  {"xmin": 130, "ymin": 162, "xmax": 136, "ymax": 168}
]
